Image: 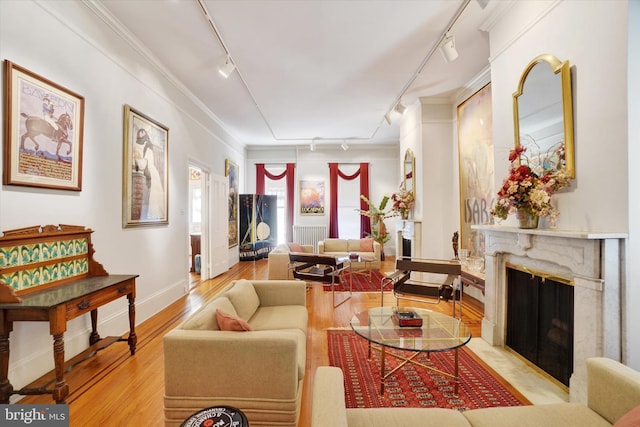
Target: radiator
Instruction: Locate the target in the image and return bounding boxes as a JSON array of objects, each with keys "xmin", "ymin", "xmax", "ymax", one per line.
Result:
[{"xmin": 292, "ymin": 225, "xmax": 327, "ymax": 249}]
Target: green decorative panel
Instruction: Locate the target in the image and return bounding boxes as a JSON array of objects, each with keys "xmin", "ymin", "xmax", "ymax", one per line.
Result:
[
  {"xmin": 0, "ymin": 272, "xmax": 20, "ymax": 290},
  {"xmin": 75, "ymin": 258, "xmax": 88, "ymax": 274},
  {"xmin": 0, "ymin": 246, "xmax": 19, "ymax": 268},
  {"xmin": 42, "ymin": 241, "xmax": 60, "ymax": 260},
  {"xmin": 1, "ymin": 237, "xmax": 89, "ymax": 291},
  {"xmin": 19, "ymin": 268, "xmax": 42, "ymax": 290}
]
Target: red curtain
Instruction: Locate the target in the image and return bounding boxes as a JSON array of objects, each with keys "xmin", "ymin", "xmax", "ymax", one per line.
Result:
[
  {"xmin": 256, "ymin": 163, "xmax": 296, "ymax": 242},
  {"xmin": 328, "ymin": 163, "xmax": 370, "ymax": 238}
]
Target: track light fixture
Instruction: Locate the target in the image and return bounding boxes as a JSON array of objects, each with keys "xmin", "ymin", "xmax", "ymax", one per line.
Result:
[
  {"xmin": 439, "ymin": 34, "xmax": 459, "ymax": 63},
  {"xmin": 341, "ymin": 143, "xmax": 349, "ymax": 151},
  {"xmin": 218, "ymin": 56, "xmax": 235, "ymax": 78},
  {"xmin": 394, "ymin": 102, "xmax": 408, "ymax": 115}
]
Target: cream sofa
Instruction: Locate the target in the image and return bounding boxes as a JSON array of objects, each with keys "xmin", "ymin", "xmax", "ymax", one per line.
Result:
[
  {"xmin": 312, "ymin": 358, "xmax": 640, "ymax": 427},
  {"xmin": 267, "ymin": 242, "xmax": 315, "ymax": 279},
  {"xmin": 318, "ymin": 238, "xmax": 381, "ymax": 270},
  {"xmin": 164, "ymin": 279, "xmax": 308, "ymax": 427}
]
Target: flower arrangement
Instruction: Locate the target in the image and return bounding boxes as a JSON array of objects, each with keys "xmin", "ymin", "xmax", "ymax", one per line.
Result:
[
  {"xmin": 490, "ymin": 145, "xmax": 570, "ymax": 223},
  {"xmin": 391, "ymin": 185, "xmax": 415, "ymax": 218}
]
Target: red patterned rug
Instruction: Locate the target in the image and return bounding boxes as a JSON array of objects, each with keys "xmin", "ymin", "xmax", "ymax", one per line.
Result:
[
  {"xmin": 327, "ymin": 329, "xmax": 530, "ymax": 409},
  {"xmin": 322, "ymin": 270, "xmax": 385, "ymax": 292}
]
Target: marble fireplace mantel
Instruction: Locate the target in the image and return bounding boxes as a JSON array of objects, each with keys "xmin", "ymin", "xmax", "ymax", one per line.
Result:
[{"xmin": 472, "ymin": 225, "xmax": 627, "ymax": 404}]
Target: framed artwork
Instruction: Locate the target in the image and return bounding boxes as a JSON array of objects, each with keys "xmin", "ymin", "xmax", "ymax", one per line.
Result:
[
  {"xmin": 122, "ymin": 104, "xmax": 169, "ymax": 227},
  {"xmin": 457, "ymin": 82, "xmax": 493, "ymax": 256},
  {"xmin": 226, "ymin": 159, "xmax": 239, "ymax": 248},
  {"xmin": 300, "ymin": 180, "xmax": 325, "ymax": 215},
  {"xmin": 3, "ymin": 60, "xmax": 85, "ymax": 190}
]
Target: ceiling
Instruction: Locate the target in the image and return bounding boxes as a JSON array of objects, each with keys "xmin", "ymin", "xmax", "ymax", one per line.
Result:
[{"xmin": 96, "ymin": 0, "xmax": 498, "ymax": 149}]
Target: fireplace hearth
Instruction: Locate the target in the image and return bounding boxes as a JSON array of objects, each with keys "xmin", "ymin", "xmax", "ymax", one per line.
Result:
[
  {"xmin": 506, "ymin": 265, "xmax": 574, "ymax": 386},
  {"xmin": 473, "ymin": 225, "xmax": 627, "ymax": 403}
]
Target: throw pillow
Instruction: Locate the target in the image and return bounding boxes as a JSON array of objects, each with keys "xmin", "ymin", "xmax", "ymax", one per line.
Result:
[
  {"xmin": 225, "ymin": 279, "xmax": 260, "ymax": 320},
  {"xmin": 614, "ymin": 406, "xmax": 640, "ymax": 427},
  {"xmin": 181, "ymin": 297, "xmax": 237, "ymax": 330},
  {"xmin": 287, "ymin": 242, "xmax": 304, "ymax": 252},
  {"xmin": 360, "ymin": 238, "xmax": 374, "ymax": 252},
  {"xmin": 215, "ymin": 309, "xmax": 252, "ymax": 331}
]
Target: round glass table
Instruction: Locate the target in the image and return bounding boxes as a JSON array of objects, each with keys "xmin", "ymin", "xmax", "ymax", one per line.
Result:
[{"xmin": 350, "ymin": 306, "xmax": 472, "ymax": 395}]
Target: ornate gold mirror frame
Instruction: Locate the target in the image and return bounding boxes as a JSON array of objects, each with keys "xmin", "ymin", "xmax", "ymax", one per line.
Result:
[
  {"xmin": 513, "ymin": 54, "xmax": 574, "ymax": 178},
  {"xmin": 403, "ymin": 148, "xmax": 415, "ymax": 195}
]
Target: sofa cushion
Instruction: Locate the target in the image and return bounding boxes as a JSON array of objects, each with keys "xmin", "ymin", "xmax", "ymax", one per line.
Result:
[
  {"xmin": 226, "ymin": 279, "xmax": 261, "ymax": 320},
  {"xmin": 463, "ymin": 403, "xmax": 611, "ymax": 427},
  {"xmin": 248, "ymin": 305, "xmax": 308, "ymax": 333},
  {"xmin": 216, "ymin": 309, "xmax": 252, "ymax": 331},
  {"xmin": 614, "ymin": 406, "xmax": 640, "ymax": 427},
  {"xmin": 324, "ymin": 238, "xmax": 348, "ymax": 252},
  {"xmin": 360, "ymin": 238, "xmax": 374, "ymax": 252},
  {"xmin": 181, "ymin": 297, "xmax": 237, "ymax": 330}
]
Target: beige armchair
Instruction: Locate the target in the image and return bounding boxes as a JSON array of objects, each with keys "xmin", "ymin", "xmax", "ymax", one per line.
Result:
[{"xmin": 267, "ymin": 242, "xmax": 314, "ymax": 279}]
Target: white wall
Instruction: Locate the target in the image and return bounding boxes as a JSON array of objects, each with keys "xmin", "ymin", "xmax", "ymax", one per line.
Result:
[
  {"xmin": 489, "ymin": 0, "xmax": 629, "ymax": 231},
  {"xmin": 246, "ymin": 145, "xmax": 399, "ymax": 254},
  {"xmin": 488, "ymin": 0, "xmax": 635, "ymax": 367},
  {"xmin": 0, "ymin": 0, "xmax": 243, "ymax": 391}
]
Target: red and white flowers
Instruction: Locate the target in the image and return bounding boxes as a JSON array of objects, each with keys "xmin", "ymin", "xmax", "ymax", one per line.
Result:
[{"xmin": 491, "ymin": 146, "xmax": 570, "ymax": 222}]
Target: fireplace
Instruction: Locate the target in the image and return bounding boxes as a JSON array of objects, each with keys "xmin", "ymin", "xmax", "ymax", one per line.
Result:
[
  {"xmin": 473, "ymin": 225, "xmax": 627, "ymax": 403},
  {"xmin": 506, "ymin": 265, "xmax": 574, "ymax": 386}
]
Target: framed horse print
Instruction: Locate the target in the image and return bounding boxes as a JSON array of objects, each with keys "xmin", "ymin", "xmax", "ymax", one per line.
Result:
[
  {"xmin": 3, "ymin": 60, "xmax": 85, "ymax": 190},
  {"xmin": 122, "ymin": 105, "xmax": 169, "ymax": 227}
]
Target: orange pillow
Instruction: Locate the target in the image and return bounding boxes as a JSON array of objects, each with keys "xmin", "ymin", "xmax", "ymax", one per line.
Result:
[
  {"xmin": 360, "ymin": 238, "xmax": 374, "ymax": 252},
  {"xmin": 614, "ymin": 406, "xmax": 640, "ymax": 427},
  {"xmin": 287, "ymin": 242, "xmax": 304, "ymax": 252},
  {"xmin": 215, "ymin": 309, "xmax": 252, "ymax": 331}
]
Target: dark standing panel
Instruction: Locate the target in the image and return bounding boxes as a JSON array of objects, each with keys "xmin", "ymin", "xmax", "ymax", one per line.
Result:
[{"xmin": 239, "ymin": 194, "xmax": 278, "ymax": 261}]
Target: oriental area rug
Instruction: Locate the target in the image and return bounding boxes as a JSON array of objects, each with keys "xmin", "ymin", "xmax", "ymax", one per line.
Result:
[
  {"xmin": 322, "ymin": 270, "xmax": 385, "ymax": 292},
  {"xmin": 327, "ymin": 329, "xmax": 530, "ymax": 410}
]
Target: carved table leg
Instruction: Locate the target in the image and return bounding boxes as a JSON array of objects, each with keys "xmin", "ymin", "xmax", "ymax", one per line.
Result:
[
  {"xmin": 0, "ymin": 314, "xmax": 14, "ymax": 404},
  {"xmin": 51, "ymin": 333, "xmax": 69, "ymax": 404},
  {"xmin": 127, "ymin": 293, "xmax": 137, "ymax": 355},
  {"xmin": 89, "ymin": 309, "xmax": 100, "ymax": 345}
]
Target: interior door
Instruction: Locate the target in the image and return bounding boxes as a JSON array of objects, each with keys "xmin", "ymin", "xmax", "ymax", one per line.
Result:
[{"xmin": 210, "ymin": 172, "xmax": 229, "ymax": 278}]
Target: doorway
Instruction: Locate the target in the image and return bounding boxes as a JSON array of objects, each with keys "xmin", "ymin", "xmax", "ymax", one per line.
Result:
[{"xmin": 188, "ymin": 165, "xmax": 205, "ymax": 288}]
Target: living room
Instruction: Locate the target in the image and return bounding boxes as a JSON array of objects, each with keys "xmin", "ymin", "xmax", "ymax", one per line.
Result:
[{"xmin": 1, "ymin": 0, "xmax": 639, "ymax": 426}]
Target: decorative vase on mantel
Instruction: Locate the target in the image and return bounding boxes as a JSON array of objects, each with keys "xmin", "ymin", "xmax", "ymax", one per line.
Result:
[
  {"xmin": 400, "ymin": 210, "xmax": 409, "ymax": 220},
  {"xmin": 516, "ymin": 208, "xmax": 539, "ymax": 229}
]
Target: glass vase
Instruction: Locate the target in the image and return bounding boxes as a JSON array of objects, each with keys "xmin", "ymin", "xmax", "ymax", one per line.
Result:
[{"xmin": 516, "ymin": 208, "xmax": 539, "ymax": 229}]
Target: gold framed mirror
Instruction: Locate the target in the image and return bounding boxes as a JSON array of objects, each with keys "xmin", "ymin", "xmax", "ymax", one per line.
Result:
[
  {"xmin": 403, "ymin": 148, "xmax": 415, "ymax": 195},
  {"xmin": 513, "ymin": 54, "xmax": 574, "ymax": 178}
]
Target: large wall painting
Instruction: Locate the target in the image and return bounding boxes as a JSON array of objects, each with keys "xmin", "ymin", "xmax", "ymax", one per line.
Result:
[
  {"xmin": 123, "ymin": 104, "xmax": 169, "ymax": 227},
  {"xmin": 226, "ymin": 159, "xmax": 239, "ymax": 248},
  {"xmin": 3, "ymin": 60, "xmax": 85, "ymax": 191},
  {"xmin": 457, "ymin": 83, "xmax": 493, "ymax": 256}
]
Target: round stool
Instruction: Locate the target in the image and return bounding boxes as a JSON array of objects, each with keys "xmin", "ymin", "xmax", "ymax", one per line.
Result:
[{"xmin": 180, "ymin": 406, "xmax": 249, "ymax": 427}]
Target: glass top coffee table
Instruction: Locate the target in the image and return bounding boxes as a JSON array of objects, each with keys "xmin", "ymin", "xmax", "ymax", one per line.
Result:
[{"xmin": 350, "ymin": 306, "xmax": 472, "ymax": 395}]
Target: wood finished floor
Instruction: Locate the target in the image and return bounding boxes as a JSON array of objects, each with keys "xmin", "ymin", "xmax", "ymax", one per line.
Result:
[{"xmin": 17, "ymin": 256, "xmax": 485, "ymax": 426}]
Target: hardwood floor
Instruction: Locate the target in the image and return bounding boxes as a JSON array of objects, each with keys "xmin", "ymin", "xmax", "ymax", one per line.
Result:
[{"xmin": 17, "ymin": 256, "xmax": 484, "ymax": 426}]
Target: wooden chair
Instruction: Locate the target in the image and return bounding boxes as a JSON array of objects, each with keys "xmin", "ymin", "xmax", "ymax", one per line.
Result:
[
  {"xmin": 381, "ymin": 257, "xmax": 463, "ymax": 318},
  {"xmin": 289, "ymin": 253, "xmax": 350, "ymax": 308}
]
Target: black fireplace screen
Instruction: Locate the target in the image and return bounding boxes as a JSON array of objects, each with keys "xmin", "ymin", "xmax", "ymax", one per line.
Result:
[{"xmin": 506, "ymin": 266, "xmax": 574, "ymax": 386}]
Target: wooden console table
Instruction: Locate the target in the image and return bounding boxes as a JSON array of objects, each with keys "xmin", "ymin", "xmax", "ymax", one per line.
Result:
[{"xmin": 0, "ymin": 224, "xmax": 138, "ymax": 404}]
